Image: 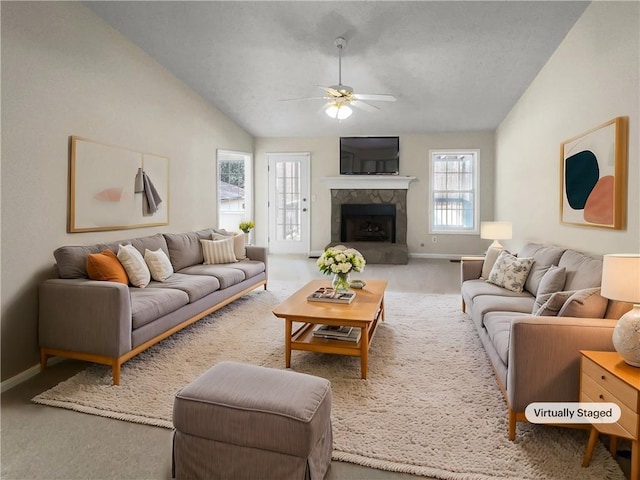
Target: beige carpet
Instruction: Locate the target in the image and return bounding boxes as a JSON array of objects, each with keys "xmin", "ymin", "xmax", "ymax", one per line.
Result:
[{"xmin": 33, "ymin": 281, "xmax": 624, "ymax": 480}]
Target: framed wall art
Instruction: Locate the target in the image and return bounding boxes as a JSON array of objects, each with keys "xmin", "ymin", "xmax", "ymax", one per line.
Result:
[
  {"xmin": 560, "ymin": 116, "xmax": 628, "ymax": 229},
  {"xmin": 69, "ymin": 136, "xmax": 169, "ymax": 233}
]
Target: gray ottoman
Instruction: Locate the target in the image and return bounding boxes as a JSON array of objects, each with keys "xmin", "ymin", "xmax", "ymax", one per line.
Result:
[{"xmin": 172, "ymin": 361, "xmax": 333, "ymax": 480}]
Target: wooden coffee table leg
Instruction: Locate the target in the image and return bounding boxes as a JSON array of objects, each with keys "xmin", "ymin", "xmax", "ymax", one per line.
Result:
[
  {"xmin": 360, "ymin": 326, "xmax": 369, "ymax": 379},
  {"xmin": 285, "ymin": 319, "xmax": 292, "ymax": 368}
]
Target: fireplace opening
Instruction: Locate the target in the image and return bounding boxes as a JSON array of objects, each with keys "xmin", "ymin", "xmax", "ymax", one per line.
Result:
[{"xmin": 341, "ymin": 204, "xmax": 396, "ymax": 243}]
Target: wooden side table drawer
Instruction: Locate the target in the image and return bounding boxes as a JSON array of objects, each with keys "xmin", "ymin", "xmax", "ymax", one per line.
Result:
[
  {"xmin": 581, "ymin": 373, "xmax": 639, "ymax": 438},
  {"xmin": 583, "ymin": 356, "xmax": 639, "ymax": 411}
]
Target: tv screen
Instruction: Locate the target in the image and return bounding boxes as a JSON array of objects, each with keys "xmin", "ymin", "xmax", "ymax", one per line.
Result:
[{"xmin": 340, "ymin": 137, "xmax": 399, "ymax": 175}]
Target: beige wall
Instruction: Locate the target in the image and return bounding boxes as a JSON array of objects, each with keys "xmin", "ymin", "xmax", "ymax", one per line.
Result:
[
  {"xmin": 495, "ymin": 1, "xmax": 640, "ymax": 255},
  {"xmin": 1, "ymin": 2, "xmax": 253, "ymax": 381},
  {"xmin": 255, "ymin": 132, "xmax": 496, "ymax": 256}
]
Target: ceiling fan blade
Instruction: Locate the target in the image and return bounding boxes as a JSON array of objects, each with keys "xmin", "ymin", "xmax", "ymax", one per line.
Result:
[
  {"xmin": 351, "ymin": 100, "xmax": 379, "ymax": 112},
  {"xmin": 353, "ymin": 93, "xmax": 397, "ymax": 102},
  {"xmin": 279, "ymin": 96, "xmax": 327, "ymax": 102}
]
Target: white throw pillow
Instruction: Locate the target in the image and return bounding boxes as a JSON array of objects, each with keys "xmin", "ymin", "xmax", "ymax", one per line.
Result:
[
  {"xmin": 200, "ymin": 237, "xmax": 237, "ymax": 264},
  {"xmin": 486, "ymin": 250, "xmax": 534, "ymax": 293},
  {"xmin": 117, "ymin": 244, "xmax": 150, "ymax": 288},
  {"xmin": 144, "ymin": 248, "xmax": 174, "ymax": 282},
  {"xmin": 212, "ymin": 232, "xmax": 246, "ymax": 260},
  {"xmin": 480, "ymin": 246, "xmax": 504, "ymax": 280}
]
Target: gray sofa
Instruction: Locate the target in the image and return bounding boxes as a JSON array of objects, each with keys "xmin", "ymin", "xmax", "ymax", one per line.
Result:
[
  {"xmin": 461, "ymin": 242, "xmax": 632, "ymax": 440},
  {"xmin": 39, "ymin": 229, "xmax": 267, "ymax": 385}
]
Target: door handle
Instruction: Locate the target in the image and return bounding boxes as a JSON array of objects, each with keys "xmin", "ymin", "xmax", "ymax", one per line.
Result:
[{"xmin": 302, "ymin": 208, "xmax": 307, "ymax": 212}]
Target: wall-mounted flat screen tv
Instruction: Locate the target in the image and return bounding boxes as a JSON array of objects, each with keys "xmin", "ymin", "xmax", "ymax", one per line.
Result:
[{"xmin": 340, "ymin": 136, "xmax": 399, "ymax": 175}]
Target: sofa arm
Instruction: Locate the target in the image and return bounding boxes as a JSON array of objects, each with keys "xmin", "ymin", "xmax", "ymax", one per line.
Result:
[
  {"xmin": 39, "ymin": 279, "xmax": 132, "ymax": 358},
  {"xmin": 461, "ymin": 256, "xmax": 484, "ymax": 282},
  {"xmin": 245, "ymin": 246, "xmax": 268, "ymax": 277},
  {"xmin": 507, "ymin": 315, "xmax": 617, "ymax": 412}
]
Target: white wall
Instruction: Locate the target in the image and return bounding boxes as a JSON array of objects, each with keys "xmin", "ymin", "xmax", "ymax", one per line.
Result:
[
  {"xmin": 1, "ymin": 2, "xmax": 253, "ymax": 380},
  {"xmin": 255, "ymin": 132, "xmax": 495, "ymax": 256},
  {"xmin": 495, "ymin": 1, "xmax": 640, "ymax": 255}
]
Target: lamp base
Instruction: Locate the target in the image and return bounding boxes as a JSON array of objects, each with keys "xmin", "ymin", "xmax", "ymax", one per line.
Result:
[
  {"xmin": 612, "ymin": 304, "xmax": 640, "ymax": 368},
  {"xmin": 489, "ymin": 240, "xmax": 504, "ymax": 249}
]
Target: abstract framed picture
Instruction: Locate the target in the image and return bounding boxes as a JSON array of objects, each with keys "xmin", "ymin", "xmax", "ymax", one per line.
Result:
[
  {"xmin": 560, "ymin": 116, "xmax": 628, "ymax": 229},
  {"xmin": 69, "ymin": 136, "xmax": 170, "ymax": 233}
]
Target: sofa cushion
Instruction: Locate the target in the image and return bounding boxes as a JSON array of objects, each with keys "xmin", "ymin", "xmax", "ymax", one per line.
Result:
[
  {"xmin": 164, "ymin": 230, "xmax": 214, "ymax": 271},
  {"xmin": 487, "ymin": 251, "xmax": 534, "ymax": 293},
  {"xmin": 219, "ymin": 260, "xmax": 266, "ymax": 280},
  {"xmin": 557, "ymin": 288, "xmax": 608, "ymax": 318},
  {"xmin": 54, "ymin": 243, "xmax": 109, "ymax": 279},
  {"xmin": 144, "ymin": 248, "xmax": 174, "ymax": 282},
  {"xmin": 532, "ymin": 266, "xmax": 567, "ymax": 313},
  {"xmin": 201, "ymin": 237, "xmax": 237, "ymax": 264},
  {"xmin": 147, "ymin": 273, "xmax": 220, "ymax": 303},
  {"xmin": 471, "ymin": 295, "xmax": 535, "ymax": 328},
  {"xmin": 117, "ymin": 244, "xmax": 151, "ymax": 288},
  {"xmin": 104, "ymin": 233, "xmax": 170, "ymax": 258},
  {"xmin": 130, "ymin": 288, "xmax": 190, "ymax": 329},
  {"xmin": 462, "ymin": 279, "xmax": 532, "ymax": 302},
  {"xmin": 480, "ymin": 247, "xmax": 503, "ymax": 280},
  {"xmin": 178, "ymin": 264, "xmax": 246, "ymax": 289},
  {"xmin": 518, "ymin": 243, "xmax": 565, "ymax": 295},
  {"xmin": 558, "ymin": 249, "xmax": 603, "ymax": 291},
  {"xmin": 86, "ymin": 249, "xmax": 129, "ymax": 284},
  {"xmin": 483, "ymin": 312, "xmax": 518, "ymax": 367}
]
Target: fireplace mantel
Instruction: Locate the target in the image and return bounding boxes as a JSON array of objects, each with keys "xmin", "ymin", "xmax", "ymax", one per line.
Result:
[{"xmin": 321, "ymin": 176, "xmax": 417, "ymax": 190}]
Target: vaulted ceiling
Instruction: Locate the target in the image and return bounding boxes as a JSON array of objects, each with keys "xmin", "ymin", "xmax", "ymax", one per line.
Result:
[{"xmin": 87, "ymin": 1, "xmax": 588, "ymax": 138}]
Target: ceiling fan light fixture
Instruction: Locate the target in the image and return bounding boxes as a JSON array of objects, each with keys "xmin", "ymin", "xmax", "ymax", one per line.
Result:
[{"xmin": 325, "ymin": 103, "xmax": 352, "ymax": 120}]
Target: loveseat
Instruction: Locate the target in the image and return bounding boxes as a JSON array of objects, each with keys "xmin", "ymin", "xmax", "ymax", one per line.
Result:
[
  {"xmin": 39, "ymin": 228, "xmax": 267, "ymax": 385},
  {"xmin": 461, "ymin": 242, "xmax": 632, "ymax": 440}
]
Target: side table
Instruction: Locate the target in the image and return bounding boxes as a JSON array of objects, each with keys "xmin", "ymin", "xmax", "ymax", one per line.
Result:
[{"xmin": 580, "ymin": 350, "xmax": 639, "ymax": 480}]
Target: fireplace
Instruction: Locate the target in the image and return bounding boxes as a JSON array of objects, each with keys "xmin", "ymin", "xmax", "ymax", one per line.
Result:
[{"xmin": 341, "ymin": 204, "xmax": 396, "ymax": 243}]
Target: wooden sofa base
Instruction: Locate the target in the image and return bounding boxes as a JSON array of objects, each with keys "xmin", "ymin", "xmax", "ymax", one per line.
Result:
[{"xmin": 40, "ymin": 280, "xmax": 267, "ymax": 385}]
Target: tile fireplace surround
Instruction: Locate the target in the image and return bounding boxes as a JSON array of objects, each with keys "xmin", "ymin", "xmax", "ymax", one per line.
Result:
[{"xmin": 321, "ymin": 176, "xmax": 416, "ymax": 264}]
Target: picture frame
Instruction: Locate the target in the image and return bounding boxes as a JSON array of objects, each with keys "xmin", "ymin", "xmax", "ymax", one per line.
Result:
[
  {"xmin": 69, "ymin": 136, "xmax": 170, "ymax": 233},
  {"xmin": 559, "ymin": 116, "xmax": 628, "ymax": 229}
]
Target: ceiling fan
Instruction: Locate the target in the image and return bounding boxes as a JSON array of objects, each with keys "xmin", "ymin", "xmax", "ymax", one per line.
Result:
[{"xmin": 284, "ymin": 37, "xmax": 397, "ymax": 120}]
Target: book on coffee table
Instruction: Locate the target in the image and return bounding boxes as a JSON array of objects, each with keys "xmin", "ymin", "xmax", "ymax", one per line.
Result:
[
  {"xmin": 306, "ymin": 287, "xmax": 355, "ymax": 304},
  {"xmin": 313, "ymin": 325, "xmax": 361, "ymax": 343}
]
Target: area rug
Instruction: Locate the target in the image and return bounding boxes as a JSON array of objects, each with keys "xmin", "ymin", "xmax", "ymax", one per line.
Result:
[{"xmin": 33, "ymin": 281, "xmax": 624, "ymax": 480}]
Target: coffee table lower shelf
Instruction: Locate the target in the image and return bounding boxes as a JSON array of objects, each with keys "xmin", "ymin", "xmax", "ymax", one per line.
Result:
[{"xmin": 285, "ymin": 308, "xmax": 383, "ymax": 379}]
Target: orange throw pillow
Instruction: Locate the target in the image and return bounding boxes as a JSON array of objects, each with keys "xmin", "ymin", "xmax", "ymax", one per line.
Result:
[{"xmin": 86, "ymin": 249, "xmax": 129, "ymax": 284}]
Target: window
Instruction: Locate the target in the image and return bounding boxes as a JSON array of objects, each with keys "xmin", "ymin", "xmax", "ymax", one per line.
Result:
[
  {"xmin": 429, "ymin": 150, "xmax": 479, "ymax": 234},
  {"xmin": 217, "ymin": 150, "xmax": 252, "ymax": 232}
]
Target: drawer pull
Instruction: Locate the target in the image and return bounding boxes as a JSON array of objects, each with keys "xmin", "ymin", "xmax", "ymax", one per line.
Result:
[
  {"xmin": 601, "ymin": 375, "xmax": 605, "ymax": 380},
  {"xmin": 599, "ymin": 394, "xmax": 604, "ymax": 400}
]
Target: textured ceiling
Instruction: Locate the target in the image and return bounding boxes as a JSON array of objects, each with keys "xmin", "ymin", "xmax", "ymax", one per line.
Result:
[{"xmin": 87, "ymin": 1, "xmax": 588, "ymax": 138}]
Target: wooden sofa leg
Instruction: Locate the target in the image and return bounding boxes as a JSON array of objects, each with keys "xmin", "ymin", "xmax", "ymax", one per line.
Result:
[
  {"xmin": 508, "ymin": 409, "xmax": 517, "ymax": 441},
  {"xmin": 112, "ymin": 362, "xmax": 121, "ymax": 386},
  {"xmin": 40, "ymin": 349, "xmax": 49, "ymax": 372},
  {"xmin": 461, "ymin": 299, "xmax": 466, "ymax": 313}
]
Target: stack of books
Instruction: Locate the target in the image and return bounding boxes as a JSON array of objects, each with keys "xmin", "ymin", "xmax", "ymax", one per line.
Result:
[
  {"xmin": 312, "ymin": 325, "xmax": 361, "ymax": 343},
  {"xmin": 306, "ymin": 287, "xmax": 356, "ymax": 304}
]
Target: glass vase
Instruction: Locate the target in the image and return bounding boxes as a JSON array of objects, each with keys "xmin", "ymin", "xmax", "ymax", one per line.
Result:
[{"xmin": 332, "ymin": 272, "xmax": 351, "ymax": 293}]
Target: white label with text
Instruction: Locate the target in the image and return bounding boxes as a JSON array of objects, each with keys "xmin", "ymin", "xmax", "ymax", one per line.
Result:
[{"xmin": 525, "ymin": 402, "xmax": 621, "ymax": 424}]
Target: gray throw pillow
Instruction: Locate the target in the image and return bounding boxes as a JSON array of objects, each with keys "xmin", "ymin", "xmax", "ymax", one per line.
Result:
[
  {"xmin": 534, "ymin": 290, "xmax": 575, "ymax": 316},
  {"xmin": 532, "ymin": 266, "xmax": 567, "ymax": 313},
  {"xmin": 557, "ymin": 288, "xmax": 609, "ymax": 318}
]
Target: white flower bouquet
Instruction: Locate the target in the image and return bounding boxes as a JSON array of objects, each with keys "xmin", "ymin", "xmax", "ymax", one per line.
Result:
[{"xmin": 316, "ymin": 245, "xmax": 366, "ymax": 275}]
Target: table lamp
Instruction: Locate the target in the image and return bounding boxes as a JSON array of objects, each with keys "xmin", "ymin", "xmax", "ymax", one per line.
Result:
[
  {"xmin": 480, "ymin": 222, "xmax": 512, "ymax": 249},
  {"xmin": 601, "ymin": 254, "xmax": 640, "ymax": 367}
]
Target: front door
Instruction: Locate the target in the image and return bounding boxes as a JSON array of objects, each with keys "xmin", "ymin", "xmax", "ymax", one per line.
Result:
[{"xmin": 267, "ymin": 153, "xmax": 310, "ymax": 254}]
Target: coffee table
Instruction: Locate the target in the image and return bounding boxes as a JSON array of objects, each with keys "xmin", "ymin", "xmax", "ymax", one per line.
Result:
[{"xmin": 272, "ymin": 279, "xmax": 387, "ymax": 379}]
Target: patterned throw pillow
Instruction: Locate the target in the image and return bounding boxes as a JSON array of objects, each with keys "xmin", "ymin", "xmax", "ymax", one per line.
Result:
[
  {"xmin": 200, "ymin": 237, "xmax": 237, "ymax": 264},
  {"xmin": 144, "ymin": 248, "xmax": 174, "ymax": 282},
  {"xmin": 486, "ymin": 250, "xmax": 534, "ymax": 293},
  {"xmin": 212, "ymin": 232, "xmax": 247, "ymax": 260},
  {"xmin": 117, "ymin": 244, "xmax": 151, "ymax": 288}
]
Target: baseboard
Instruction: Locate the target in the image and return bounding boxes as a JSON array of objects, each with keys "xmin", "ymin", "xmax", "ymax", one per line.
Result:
[{"xmin": 1, "ymin": 356, "xmax": 64, "ymax": 393}]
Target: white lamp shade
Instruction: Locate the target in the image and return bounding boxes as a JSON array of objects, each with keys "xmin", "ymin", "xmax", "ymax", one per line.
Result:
[
  {"xmin": 601, "ymin": 254, "xmax": 640, "ymax": 303},
  {"xmin": 480, "ymin": 222, "xmax": 512, "ymax": 240}
]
